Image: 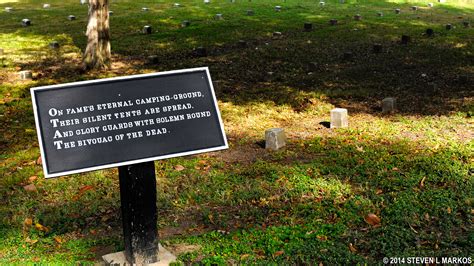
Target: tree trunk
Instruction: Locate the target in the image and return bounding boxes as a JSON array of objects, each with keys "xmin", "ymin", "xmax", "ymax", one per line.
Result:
[{"xmin": 83, "ymin": 0, "xmax": 111, "ymax": 70}]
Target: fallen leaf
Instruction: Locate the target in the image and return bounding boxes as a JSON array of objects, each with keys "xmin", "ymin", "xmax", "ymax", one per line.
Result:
[
  {"xmin": 447, "ymin": 207, "xmax": 452, "ymax": 214},
  {"xmin": 24, "ymin": 218, "xmax": 33, "ymax": 227},
  {"xmin": 73, "ymin": 185, "xmax": 94, "ymax": 201},
  {"xmin": 240, "ymin": 254, "xmax": 250, "ymax": 260},
  {"xmin": 35, "ymin": 223, "xmax": 49, "ymax": 232},
  {"xmin": 375, "ymin": 189, "xmax": 383, "ymax": 195},
  {"xmin": 174, "ymin": 165, "xmax": 185, "ymax": 171},
  {"xmin": 349, "ymin": 243, "xmax": 357, "ymax": 253},
  {"xmin": 356, "ymin": 145, "xmax": 364, "ymax": 152},
  {"xmin": 28, "ymin": 176, "xmax": 38, "ymax": 182},
  {"xmin": 53, "ymin": 236, "xmax": 63, "ymax": 244},
  {"xmin": 424, "ymin": 213, "xmax": 430, "ymax": 221},
  {"xmin": 419, "ymin": 176, "xmax": 426, "ymax": 188},
  {"xmin": 317, "ymin": 235, "xmax": 328, "ymax": 241},
  {"xmin": 273, "ymin": 250, "xmax": 284, "ymax": 257},
  {"xmin": 364, "ymin": 213, "xmax": 381, "ymax": 226},
  {"xmin": 23, "ymin": 184, "xmax": 37, "ymax": 192},
  {"xmin": 25, "ymin": 237, "xmax": 38, "ymax": 244},
  {"xmin": 36, "ymin": 156, "xmax": 42, "ymax": 165},
  {"xmin": 392, "ymin": 167, "xmax": 399, "ymax": 171}
]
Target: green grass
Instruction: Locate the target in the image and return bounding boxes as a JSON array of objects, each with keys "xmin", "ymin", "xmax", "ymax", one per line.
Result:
[{"xmin": 0, "ymin": 0, "xmax": 473, "ymax": 264}]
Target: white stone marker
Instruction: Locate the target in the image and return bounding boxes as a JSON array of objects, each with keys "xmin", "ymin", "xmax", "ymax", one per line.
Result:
[
  {"xmin": 215, "ymin": 13, "xmax": 223, "ymax": 20},
  {"xmin": 5, "ymin": 7, "xmax": 13, "ymax": 12},
  {"xmin": 265, "ymin": 128, "xmax": 286, "ymax": 150},
  {"xmin": 382, "ymin": 98, "xmax": 396, "ymax": 113},
  {"xmin": 49, "ymin": 41, "xmax": 60, "ymax": 49},
  {"xmin": 204, "ymin": 0, "xmax": 210, "ymax": 4},
  {"xmin": 43, "ymin": 4, "xmax": 50, "ymax": 8},
  {"xmin": 174, "ymin": 3, "xmax": 181, "ymax": 7},
  {"xmin": 68, "ymin": 15, "xmax": 76, "ymax": 20},
  {"xmin": 427, "ymin": 3, "xmax": 434, "ymax": 7},
  {"xmin": 80, "ymin": 0, "xmax": 87, "ymax": 4},
  {"xmin": 142, "ymin": 7, "xmax": 149, "ymax": 11},
  {"xmin": 22, "ymin": 19, "xmax": 31, "ymax": 26},
  {"xmin": 330, "ymin": 108, "xmax": 348, "ymax": 128},
  {"xmin": 319, "ymin": 1, "xmax": 325, "ymax": 6},
  {"xmin": 275, "ymin": 6, "xmax": 281, "ymax": 11},
  {"xmin": 19, "ymin": 70, "xmax": 33, "ymax": 80},
  {"xmin": 109, "ymin": 11, "xmax": 114, "ymax": 15}
]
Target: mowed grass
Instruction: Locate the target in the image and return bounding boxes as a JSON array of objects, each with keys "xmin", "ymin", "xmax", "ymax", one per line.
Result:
[{"xmin": 0, "ymin": 0, "xmax": 473, "ymax": 264}]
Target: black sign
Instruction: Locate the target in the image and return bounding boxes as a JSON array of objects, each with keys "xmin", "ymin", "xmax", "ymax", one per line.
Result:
[{"xmin": 31, "ymin": 67, "xmax": 228, "ymax": 178}]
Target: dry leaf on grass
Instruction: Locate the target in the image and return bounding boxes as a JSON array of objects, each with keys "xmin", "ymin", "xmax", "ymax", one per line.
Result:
[
  {"xmin": 23, "ymin": 184, "xmax": 37, "ymax": 192},
  {"xmin": 174, "ymin": 165, "xmax": 185, "ymax": 171},
  {"xmin": 364, "ymin": 213, "xmax": 381, "ymax": 226}
]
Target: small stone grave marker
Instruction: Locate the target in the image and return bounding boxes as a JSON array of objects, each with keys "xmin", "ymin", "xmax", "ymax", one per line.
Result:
[
  {"xmin": 238, "ymin": 40, "xmax": 247, "ymax": 47},
  {"xmin": 49, "ymin": 41, "xmax": 60, "ymax": 49},
  {"xmin": 109, "ymin": 11, "xmax": 114, "ymax": 15},
  {"xmin": 143, "ymin": 25, "xmax": 152, "ymax": 34},
  {"xmin": 411, "ymin": 6, "xmax": 418, "ymax": 11},
  {"xmin": 446, "ymin": 23, "xmax": 452, "ymax": 30},
  {"xmin": 304, "ymin": 22, "xmax": 313, "ymax": 31},
  {"xmin": 204, "ymin": 0, "xmax": 210, "ymax": 4},
  {"xmin": 5, "ymin": 7, "xmax": 13, "ymax": 12},
  {"xmin": 68, "ymin": 15, "xmax": 76, "ymax": 21},
  {"xmin": 19, "ymin": 70, "xmax": 33, "ymax": 80},
  {"xmin": 272, "ymin": 31, "xmax": 282, "ymax": 38},
  {"xmin": 330, "ymin": 19, "xmax": 338, "ymax": 25},
  {"xmin": 354, "ymin": 14, "xmax": 362, "ymax": 21},
  {"xmin": 147, "ymin": 55, "xmax": 159, "ymax": 64},
  {"xmin": 246, "ymin": 10, "xmax": 254, "ymax": 16},
  {"xmin": 43, "ymin": 4, "xmax": 50, "ymax": 8},
  {"xmin": 80, "ymin": 0, "xmax": 87, "ymax": 4},
  {"xmin": 401, "ymin": 35, "xmax": 411, "ymax": 44},
  {"xmin": 181, "ymin": 20, "xmax": 190, "ymax": 27},
  {"xmin": 382, "ymin": 97, "xmax": 396, "ymax": 113},
  {"xmin": 265, "ymin": 128, "xmax": 286, "ymax": 151},
  {"xmin": 142, "ymin": 7, "xmax": 149, "ymax": 11},
  {"xmin": 308, "ymin": 62, "xmax": 318, "ymax": 71},
  {"xmin": 343, "ymin": 51, "xmax": 353, "ymax": 60},
  {"xmin": 377, "ymin": 12, "xmax": 383, "ymax": 17},
  {"xmin": 195, "ymin": 47, "xmax": 207, "ymax": 57},
  {"xmin": 22, "ymin": 19, "xmax": 31, "ymax": 26},
  {"xmin": 426, "ymin": 28, "xmax": 434, "ymax": 37},
  {"xmin": 330, "ymin": 108, "xmax": 348, "ymax": 128},
  {"xmin": 215, "ymin": 13, "xmax": 223, "ymax": 20},
  {"xmin": 319, "ymin": 1, "xmax": 325, "ymax": 7},
  {"xmin": 174, "ymin": 3, "xmax": 181, "ymax": 7},
  {"xmin": 395, "ymin": 8, "xmax": 401, "ymax": 14},
  {"xmin": 275, "ymin": 6, "xmax": 281, "ymax": 12},
  {"xmin": 373, "ymin": 43, "xmax": 382, "ymax": 53},
  {"xmin": 427, "ymin": 3, "xmax": 434, "ymax": 7}
]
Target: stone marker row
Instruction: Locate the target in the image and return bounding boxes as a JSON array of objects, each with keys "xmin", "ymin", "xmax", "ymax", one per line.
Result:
[{"xmin": 265, "ymin": 100, "xmax": 397, "ymax": 150}]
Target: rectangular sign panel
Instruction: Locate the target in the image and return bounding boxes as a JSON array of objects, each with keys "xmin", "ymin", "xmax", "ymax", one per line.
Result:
[{"xmin": 31, "ymin": 67, "xmax": 228, "ymax": 178}]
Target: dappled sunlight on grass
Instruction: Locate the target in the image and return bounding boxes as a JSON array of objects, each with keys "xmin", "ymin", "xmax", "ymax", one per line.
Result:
[{"xmin": 0, "ymin": 0, "xmax": 472, "ymax": 264}]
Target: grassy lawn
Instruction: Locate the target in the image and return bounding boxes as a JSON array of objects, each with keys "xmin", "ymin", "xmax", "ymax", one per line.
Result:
[{"xmin": 0, "ymin": 0, "xmax": 473, "ymax": 264}]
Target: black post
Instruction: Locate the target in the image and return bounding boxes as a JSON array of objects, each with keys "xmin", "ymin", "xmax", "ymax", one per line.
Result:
[{"xmin": 118, "ymin": 161, "xmax": 158, "ymax": 264}]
